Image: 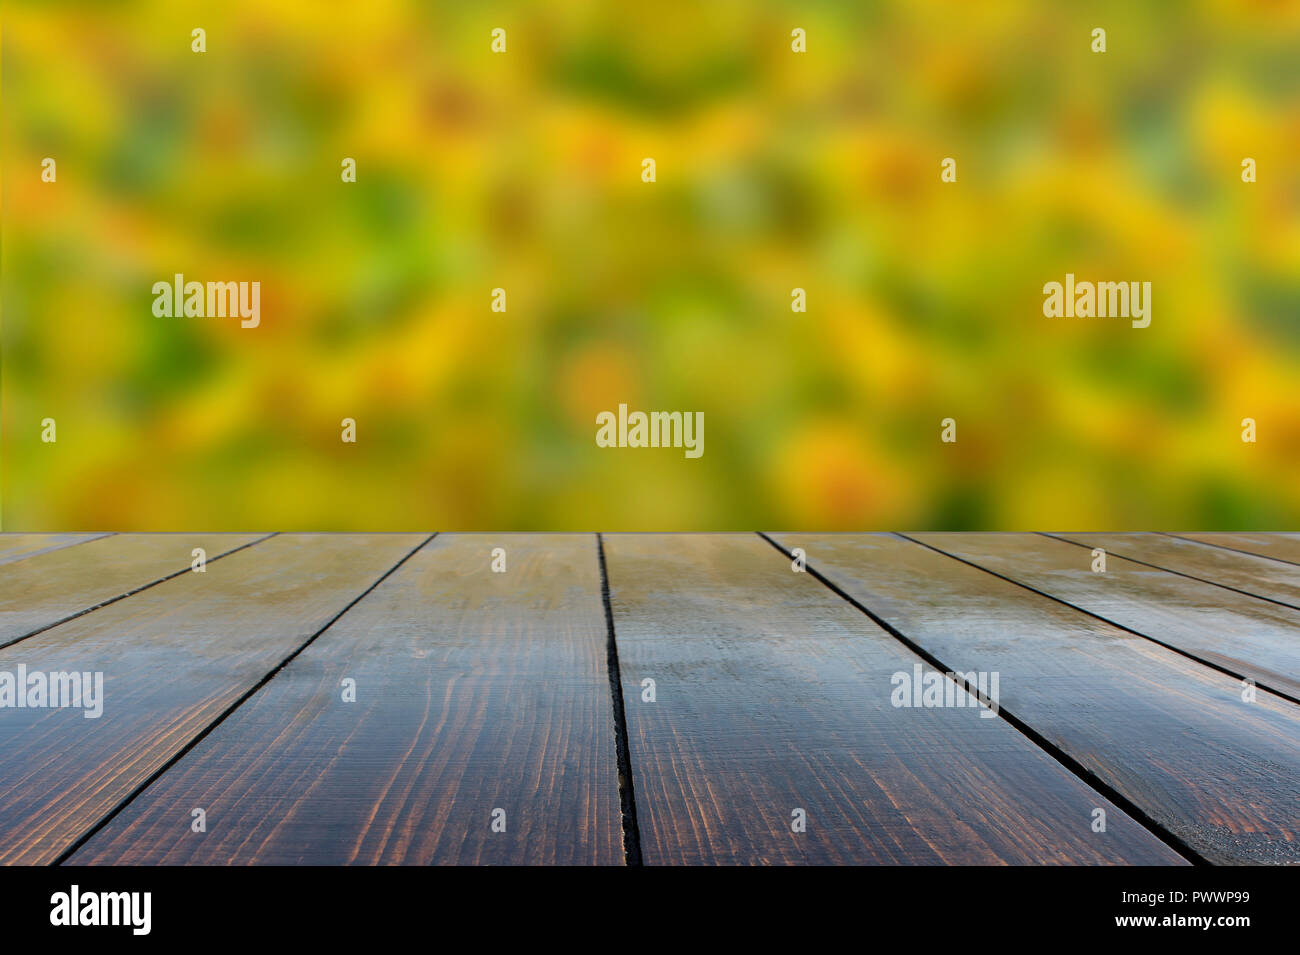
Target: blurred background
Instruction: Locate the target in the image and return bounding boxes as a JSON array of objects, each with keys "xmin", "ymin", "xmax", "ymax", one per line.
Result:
[{"xmin": 3, "ymin": 0, "xmax": 1299, "ymax": 530}]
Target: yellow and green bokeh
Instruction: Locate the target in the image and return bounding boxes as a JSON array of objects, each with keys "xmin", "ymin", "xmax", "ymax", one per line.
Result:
[{"xmin": 3, "ymin": 0, "xmax": 1299, "ymax": 529}]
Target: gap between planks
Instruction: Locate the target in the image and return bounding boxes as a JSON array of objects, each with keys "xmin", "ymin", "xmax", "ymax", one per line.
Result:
[
  {"xmin": 51, "ymin": 534, "xmax": 434, "ymax": 865},
  {"xmin": 901, "ymin": 533, "xmax": 1300, "ymax": 706},
  {"xmin": 1041, "ymin": 532, "xmax": 1300, "ymax": 614},
  {"xmin": 0, "ymin": 534, "xmax": 277, "ymax": 653},
  {"xmin": 1162, "ymin": 532, "xmax": 1300, "ymax": 569},
  {"xmin": 757, "ymin": 532, "xmax": 1204, "ymax": 865},
  {"xmin": 596, "ymin": 533, "xmax": 644, "ymax": 866}
]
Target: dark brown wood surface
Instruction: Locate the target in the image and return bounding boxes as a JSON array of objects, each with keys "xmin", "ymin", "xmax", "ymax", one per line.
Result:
[
  {"xmin": 602, "ymin": 533, "xmax": 1185, "ymax": 865},
  {"xmin": 0, "ymin": 533, "xmax": 268, "ymax": 649},
  {"xmin": 67, "ymin": 534, "xmax": 623, "ymax": 865},
  {"xmin": 1173, "ymin": 533, "xmax": 1300, "ymax": 566},
  {"xmin": 775, "ymin": 533, "xmax": 1300, "ymax": 864},
  {"xmin": 0, "ymin": 534, "xmax": 426, "ymax": 865},
  {"xmin": 1051, "ymin": 532, "xmax": 1300, "ymax": 608},
  {"xmin": 3, "ymin": 532, "xmax": 1297, "ymax": 866},
  {"xmin": 912, "ymin": 532, "xmax": 1300, "ymax": 701}
]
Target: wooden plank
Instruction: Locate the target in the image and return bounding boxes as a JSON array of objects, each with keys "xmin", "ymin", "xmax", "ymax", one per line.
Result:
[
  {"xmin": 0, "ymin": 534, "xmax": 268, "ymax": 649},
  {"xmin": 911, "ymin": 532, "xmax": 1300, "ymax": 701},
  {"xmin": 775, "ymin": 533, "xmax": 1300, "ymax": 865},
  {"xmin": 1173, "ymin": 533, "xmax": 1300, "ymax": 566},
  {"xmin": 66, "ymin": 534, "xmax": 623, "ymax": 866},
  {"xmin": 0, "ymin": 533, "xmax": 426, "ymax": 865},
  {"xmin": 603, "ymin": 533, "xmax": 1185, "ymax": 865},
  {"xmin": 0, "ymin": 534, "xmax": 110, "ymax": 567},
  {"xmin": 1053, "ymin": 532, "xmax": 1300, "ymax": 609}
]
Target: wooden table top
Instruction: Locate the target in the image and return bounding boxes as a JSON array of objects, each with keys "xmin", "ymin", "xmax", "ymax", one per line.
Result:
[{"xmin": 0, "ymin": 532, "xmax": 1296, "ymax": 865}]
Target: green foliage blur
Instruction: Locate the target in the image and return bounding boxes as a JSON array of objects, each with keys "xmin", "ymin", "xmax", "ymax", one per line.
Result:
[{"xmin": 3, "ymin": 0, "xmax": 1299, "ymax": 529}]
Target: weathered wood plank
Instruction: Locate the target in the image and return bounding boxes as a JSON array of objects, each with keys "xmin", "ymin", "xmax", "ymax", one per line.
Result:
[
  {"xmin": 775, "ymin": 533, "xmax": 1300, "ymax": 864},
  {"xmin": 0, "ymin": 534, "xmax": 110, "ymax": 568},
  {"xmin": 1173, "ymin": 533, "xmax": 1300, "ymax": 566},
  {"xmin": 603, "ymin": 533, "xmax": 1185, "ymax": 865},
  {"xmin": 0, "ymin": 533, "xmax": 426, "ymax": 865},
  {"xmin": 1053, "ymin": 532, "xmax": 1300, "ymax": 609},
  {"xmin": 66, "ymin": 534, "xmax": 622, "ymax": 866},
  {"xmin": 911, "ymin": 532, "xmax": 1300, "ymax": 701},
  {"xmin": 0, "ymin": 534, "xmax": 268, "ymax": 649}
]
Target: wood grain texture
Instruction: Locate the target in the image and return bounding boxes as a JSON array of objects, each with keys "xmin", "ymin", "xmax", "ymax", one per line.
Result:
[
  {"xmin": 776, "ymin": 533, "xmax": 1300, "ymax": 864},
  {"xmin": 603, "ymin": 533, "xmax": 1185, "ymax": 865},
  {"xmin": 911, "ymin": 532, "xmax": 1300, "ymax": 701},
  {"xmin": 0, "ymin": 534, "xmax": 110, "ymax": 567},
  {"xmin": 0, "ymin": 533, "xmax": 425, "ymax": 865},
  {"xmin": 1173, "ymin": 533, "xmax": 1300, "ymax": 566},
  {"xmin": 1053, "ymin": 532, "xmax": 1300, "ymax": 609},
  {"xmin": 0, "ymin": 534, "xmax": 267, "ymax": 649},
  {"xmin": 68, "ymin": 534, "xmax": 622, "ymax": 866}
]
